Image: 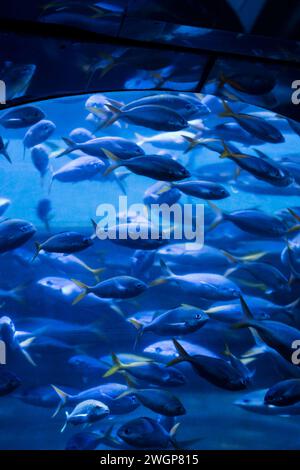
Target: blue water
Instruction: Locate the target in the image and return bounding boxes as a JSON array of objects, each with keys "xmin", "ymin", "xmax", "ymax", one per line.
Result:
[{"xmin": 1, "ymin": 91, "xmax": 300, "ymax": 450}]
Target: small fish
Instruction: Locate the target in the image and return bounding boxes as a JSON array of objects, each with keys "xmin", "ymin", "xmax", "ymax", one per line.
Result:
[
  {"xmin": 122, "ymin": 94, "xmax": 202, "ymax": 119},
  {"xmin": 223, "ymin": 250, "xmax": 290, "ymax": 295},
  {"xmin": 1, "ymin": 61, "xmax": 35, "ymax": 100},
  {"xmin": 69, "ymin": 127, "xmax": 95, "ymax": 143},
  {"xmin": 97, "ymin": 103, "xmax": 188, "ymax": 131},
  {"xmin": 0, "ymin": 368, "xmax": 21, "ymax": 396},
  {"xmin": 56, "ymin": 136, "xmax": 144, "ymax": 160},
  {"xmin": 103, "ymin": 353, "xmax": 186, "ymax": 387},
  {"xmin": 36, "ymin": 198, "xmax": 53, "ymax": 232},
  {"xmin": 71, "ymin": 276, "xmax": 147, "ymax": 304},
  {"xmin": 168, "ymin": 339, "xmax": 248, "ymax": 391},
  {"xmin": 117, "ymin": 417, "xmax": 180, "ymax": 449},
  {"xmin": 219, "ymin": 101, "xmax": 284, "ymax": 143},
  {"xmin": 51, "ymin": 383, "xmax": 139, "ymax": 416},
  {"xmin": 117, "ymin": 385, "xmax": 185, "ymax": 417},
  {"xmin": 233, "ymin": 296, "xmax": 300, "ymax": 364},
  {"xmin": 235, "ymin": 389, "xmax": 300, "ymax": 416},
  {"xmin": 218, "ymin": 71, "xmax": 276, "ymax": 95},
  {"xmin": 23, "ymin": 120, "xmax": 56, "ymax": 152},
  {"xmin": 130, "ymin": 304, "xmax": 209, "ymax": 341},
  {"xmin": 152, "ymin": 259, "xmax": 240, "ymax": 301},
  {"xmin": 38, "ymin": 251, "xmax": 103, "ymax": 281},
  {"xmin": 0, "ymin": 218, "xmax": 36, "ymax": 253},
  {"xmin": 31, "ymin": 144, "xmax": 50, "ymax": 183},
  {"xmin": 33, "ymin": 229, "xmax": 95, "ymax": 260},
  {"xmin": 208, "ymin": 203, "xmax": 289, "ymax": 238},
  {"xmin": 0, "ymin": 106, "xmax": 45, "ymax": 129},
  {"xmin": 51, "ymin": 156, "xmax": 106, "ymax": 185},
  {"xmin": 158, "ymin": 180, "xmax": 229, "ymax": 200},
  {"xmin": 143, "ymin": 181, "xmax": 181, "ymax": 206},
  {"xmin": 220, "ymin": 143, "xmax": 293, "ymax": 187},
  {"xmin": 60, "ymin": 399, "xmax": 110, "ymax": 433},
  {"xmin": 135, "ymin": 131, "xmax": 195, "ymax": 150},
  {"xmin": 264, "ymin": 379, "xmax": 300, "ymax": 407},
  {"xmin": 103, "ymin": 149, "xmax": 190, "ymax": 182}
]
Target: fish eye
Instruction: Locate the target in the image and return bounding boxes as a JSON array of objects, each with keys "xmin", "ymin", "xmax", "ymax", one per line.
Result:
[
  {"xmin": 195, "ymin": 313, "xmax": 202, "ymax": 319},
  {"xmin": 123, "ymin": 428, "xmax": 130, "ymax": 435},
  {"xmin": 155, "ymin": 347, "xmax": 162, "ymax": 353}
]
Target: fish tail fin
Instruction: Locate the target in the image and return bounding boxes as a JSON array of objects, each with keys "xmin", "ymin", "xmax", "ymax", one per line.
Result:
[
  {"xmin": 221, "ymin": 250, "xmax": 239, "ymax": 264},
  {"xmin": 101, "ymin": 104, "xmax": 122, "ymax": 128},
  {"xmin": 170, "ymin": 422, "xmax": 181, "ymax": 449},
  {"xmin": 207, "ymin": 201, "xmax": 225, "ymax": 231},
  {"xmin": 2, "ymin": 141, "xmax": 12, "ymax": 163},
  {"xmin": 103, "ymin": 353, "xmax": 124, "ymax": 378},
  {"xmin": 223, "ymin": 342, "xmax": 232, "ymax": 357},
  {"xmin": 129, "ymin": 318, "xmax": 144, "ymax": 351},
  {"xmin": 182, "ymin": 135, "xmax": 199, "ymax": 154},
  {"xmin": 10, "ymin": 281, "xmax": 29, "ymax": 304},
  {"xmin": 101, "ymin": 148, "xmax": 122, "ymax": 174},
  {"xmin": 31, "ymin": 242, "xmax": 42, "ymax": 263},
  {"xmin": 55, "ymin": 137, "xmax": 77, "ymax": 158},
  {"xmin": 60, "ymin": 412, "xmax": 69, "ymax": 433},
  {"xmin": 51, "ymin": 385, "xmax": 71, "ymax": 417},
  {"xmin": 19, "ymin": 338, "xmax": 37, "ymax": 366},
  {"xmin": 149, "ymin": 259, "xmax": 173, "ymax": 287},
  {"xmin": 167, "ymin": 339, "xmax": 190, "ymax": 366},
  {"xmin": 219, "ymin": 140, "xmax": 232, "ymax": 159},
  {"xmin": 287, "ymin": 209, "xmax": 300, "ymax": 233},
  {"xmin": 288, "ymin": 208, "xmax": 300, "ymax": 222},
  {"xmin": 242, "ymin": 328, "xmax": 268, "ymax": 358},
  {"xmin": 71, "ymin": 279, "xmax": 90, "ymax": 305},
  {"xmin": 77, "ymin": 259, "xmax": 105, "ymax": 282},
  {"xmin": 219, "ymin": 100, "xmax": 235, "ymax": 118},
  {"xmin": 232, "ymin": 295, "xmax": 254, "ymax": 330}
]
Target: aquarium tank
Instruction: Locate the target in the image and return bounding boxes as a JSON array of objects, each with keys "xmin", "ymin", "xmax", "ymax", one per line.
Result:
[{"xmin": 0, "ymin": 0, "xmax": 300, "ymax": 457}]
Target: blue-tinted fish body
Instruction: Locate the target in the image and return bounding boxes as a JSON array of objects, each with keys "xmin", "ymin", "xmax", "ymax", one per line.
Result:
[
  {"xmin": 36, "ymin": 198, "xmax": 53, "ymax": 231},
  {"xmin": 23, "ymin": 120, "xmax": 56, "ymax": 148},
  {"xmin": 131, "ymin": 305, "xmax": 209, "ymax": 337},
  {"xmin": 122, "ymin": 94, "xmax": 201, "ymax": 119},
  {"xmin": 108, "ymin": 154, "xmax": 190, "ymax": 181},
  {"xmin": 171, "ymin": 180, "xmax": 229, "ymax": 200},
  {"xmin": 122, "ymin": 388, "xmax": 185, "ymax": 417},
  {"xmin": 235, "ymin": 389, "xmax": 300, "ymax": 416},
  {"xmin": 169, "ymin": 340, "xmax": 247, "ymax": 390},
  {"xmin": 136, "ymin": 130, "xmax": 195, "ymax": 150},
  {"xmin": 0, "ymin": 106, "xmax": 44, "ymax": 128},
  {"xmin": 158, "ymin": 260, "xmax": 240, "ymax": 301},
  {"xmin": 52, "ymin": 156, "xmax": 106, "ymax": 183},
  {"xmin": 143, "ymin": 340, "xmax": 219, "ymax": 363},
  {"xmin": 72, "ymin": 276, "xmax": 147, "ymax": 301},
  {"xmin": 69, "ymin": 127, "xmax": 95, "ymax": 143},
  {"xmin": 117, "ymin": 416, "xmax": 177, "ymax": 449},
  {"xmin": 0, "ymin": 218, "xmax": 36, "ymax": 253},
  {"xmin": 57, "ymin": 136, "xmax": 144, "ymax": 160},
  {"xmin": 264, "ymin": 379, "xmax": 300, "ymax": 406},
  {"xmin": 235, "ymin": 318, "xmax": 300, "ymax": 364},
  {"xmin": 52, "ymin": 384, "xmax": 139, "ymax": 415},
  {"xmin": 143, "ymin": 181, "xmax": 181, "ymax": 205},
  {"xmin": 31, "ymin": 144, "xmax": 49, "ymax": 179},
  {"xmin": 220, "ymin": 101, "xmax": 284, "ymax": 143},
  {"xmin": 35, "ymin": 231, "xmax": 93, "ymax": 255},
  {"xmin": 63, "ymin": 399, "xmax": 109, "ymax": 430},
  {"xmin": 106, "ymin": 104, "xmax": 188, "ymax": 131},
  {"xmin": 1, "ymin": 62, "xmax": 35, "ymax": 99}
]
